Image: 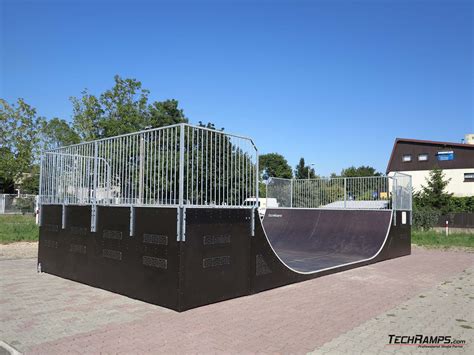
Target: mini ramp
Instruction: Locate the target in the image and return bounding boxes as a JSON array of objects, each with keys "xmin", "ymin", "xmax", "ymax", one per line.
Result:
[
  {"xmin": 37, "ymin": 123, "xmax": 411, "ymax": 311},
  {"xmin": 38, "ymin": 206, "xmax": 410, "ymax": 311}
]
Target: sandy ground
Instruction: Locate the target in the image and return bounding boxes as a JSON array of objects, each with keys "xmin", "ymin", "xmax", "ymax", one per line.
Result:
[{"xmin": 0, "ymin": 242, "xmax": 38, "ymax": 260}]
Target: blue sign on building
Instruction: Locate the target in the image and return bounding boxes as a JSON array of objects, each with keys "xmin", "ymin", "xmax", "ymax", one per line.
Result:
[{"xmin": 437, "ymin": 151, "xmax": 454, "ymax": 161}]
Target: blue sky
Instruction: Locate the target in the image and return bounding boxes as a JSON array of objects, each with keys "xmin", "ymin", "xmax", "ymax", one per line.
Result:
[{"xmin": 2, "ymin": 0, "xmax": 473, "ymax": 176}]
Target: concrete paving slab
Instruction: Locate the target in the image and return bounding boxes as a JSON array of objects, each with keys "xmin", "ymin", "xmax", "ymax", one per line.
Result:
[{"xmin": 0, "ymin": 247, "xmax": 472, "ymax": 354}]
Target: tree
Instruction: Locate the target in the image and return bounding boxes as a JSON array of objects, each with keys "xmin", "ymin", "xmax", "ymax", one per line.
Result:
[
  {"xmin": 149, "ymin": 99, "xmax": 188, "ymax": 128},
  {"xmin": 294, "ymin": 157, "xmax": 316, "ymax": 179},
  {"xmin": 18, "ymin": 165, "xmax": 40, "ymax": 194},
  {"xmin": 70, "ymin": 90, "xmax": 103, "ymax": 140},
  {"xmin": 0, "ymin": 98, "xmax": 43, "ymax": 192},
  {"xmin": 41, "ymin": 117, "xmax": 81, "ymax": 150},
  {"xmin": 340, "ymin": 165, "xmax": 381, "ymax": 177},
  {"xmin": 259, "ymin": 153, "xmax": 293, "ymax": 179},
  {"xmin": 417, "ymin": 168, "xmax": 453, "ymax": 213},
  {"xmin": 70, "ymin": 75, "xmax": 188, "ymax": 140}
]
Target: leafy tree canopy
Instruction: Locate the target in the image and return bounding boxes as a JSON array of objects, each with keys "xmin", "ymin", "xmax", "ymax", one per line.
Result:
[
  {"xmin": 294, "ymin": 157, "xmax": 316, "ymax": 179},
  {"xmin": 70, "ymin": 75, "xmax": 188, "ymax": 140},
  {"xmin": 259, "ymin": 153, "xmax": 293, "ymax": 179},
  {"xmin": 1, "ymin": 75, "xmax": 192, "ymax": 192},
  {"xmin": 42, "ymin": 118, "xmax": 81, "ymax": 150},
  {"xmin": 340, "ymin": 165, "xmax": 382, "ymax": 177},
  {"xmin": 0, "ymin": 98, "xmax": 43, "ymax": 187}
]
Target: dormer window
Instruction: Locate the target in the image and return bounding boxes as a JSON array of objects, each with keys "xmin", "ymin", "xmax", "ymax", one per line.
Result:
[
  {"xmin": 402, "ymin": 155, "xmax": 412, "ymax": 162},
  {"xmin": 418, "ymin": 154, "xmax": 428, "ymax": 161}
]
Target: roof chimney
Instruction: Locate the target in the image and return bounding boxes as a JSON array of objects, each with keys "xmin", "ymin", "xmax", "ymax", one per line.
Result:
[{"xmin": 465, "ymin": 134, "xmax": 474, "ymax": 145}]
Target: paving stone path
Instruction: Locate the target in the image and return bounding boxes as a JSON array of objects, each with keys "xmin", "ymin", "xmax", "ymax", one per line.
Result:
[
  {"xmin": 312, "ymin": 267, "xmax": 474, "ymax": 354},
  {"xmin": 0, "ymin": 247, "xmax": 472, "ymax": 354}
]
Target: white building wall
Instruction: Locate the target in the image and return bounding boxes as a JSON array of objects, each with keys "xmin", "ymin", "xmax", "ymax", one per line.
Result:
[{"xmin": 389, "ymin": 169, "xmax": 474, "ymax": 197}]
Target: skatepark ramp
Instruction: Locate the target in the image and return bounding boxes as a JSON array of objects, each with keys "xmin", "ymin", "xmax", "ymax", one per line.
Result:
[{"xmin": 38, "ymin": 123, "xmax": 412, "ymax": 311}]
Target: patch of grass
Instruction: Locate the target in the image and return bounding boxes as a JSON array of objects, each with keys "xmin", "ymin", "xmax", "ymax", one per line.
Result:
[
  {"xmin": 460, "ymin": 325, "xmax": 472, "ymax": 329},
  {"xmin": 412, "ymin": 230, "xmax": 474, "ymax": 249},
  {"xmin": 0, "ymin": 215, "xmax": 38, "ymax": 244}
]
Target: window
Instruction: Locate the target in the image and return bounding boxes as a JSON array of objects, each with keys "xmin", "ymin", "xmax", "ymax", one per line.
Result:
[
  {"xmin": 418, "ymin": 154, "xmax": 428, "ymax": 161},
  {"xmin": 464, "ymin": 173, "xmax": 474, "ymax": 182},
  {"xmin": 437, "ymin": 151, "xmax": 454, "ymax": 161},
  {"xmin": 402, "ymin": 155, "xmax": 412, "ymax": 162}
]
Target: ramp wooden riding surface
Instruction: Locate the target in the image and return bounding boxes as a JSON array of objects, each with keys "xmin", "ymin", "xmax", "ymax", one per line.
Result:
[{"xmin": 261, "ymin": 209, "xmax": 392, "ymax": 272}]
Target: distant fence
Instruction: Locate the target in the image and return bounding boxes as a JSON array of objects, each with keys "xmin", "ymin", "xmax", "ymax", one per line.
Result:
[
  {"xmin": 437, "ymin": 213, "xmax": 474, "ymax": 228},
  {"xmin": 0, "ymin": 194, "xmax": 38, "ymax": 214},
  {"xmin": 265, "ymin": 173, "xmax": 412, "ymax": 211}
]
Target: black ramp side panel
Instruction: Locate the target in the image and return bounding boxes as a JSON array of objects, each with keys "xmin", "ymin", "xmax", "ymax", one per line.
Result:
[
  {"xmin": 39, "ymin": 206, "xmax": 180, "ymax": 311},
  {"xmin": 62, "ymin": 205, "xmax": 93, "ymax": 282},
  {"xmin": 94, "ymin": 206, "xmax": 131, "ymax": 294},
  {"xmin": 130, "ymin": 207, "xmax": 179, "ymax": 309},
  {"xmin": 380, "ymin": 211, "xmax": 411, "ymax": 260},
  {"xmin": 180, "ymin": 208, "xmax": 251, "ymax": 311},
  {"xmin": 38, "ymin": 205, "xmax": 63, "ymax": 273},
  {"xmin": 262, "ymin": 209, "xmax": 392, "ymax": 272},
  {"xmin": 96, "ymin": 206, "xmax": 179, "ymax": 310}
]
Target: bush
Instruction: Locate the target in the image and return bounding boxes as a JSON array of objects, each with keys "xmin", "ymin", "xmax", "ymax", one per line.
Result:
[
  {"xmin": 447, "ymin": 196, "xmax": 474, "ymax": 213},
  {"xmin": 413, "ymin": 207, "xmax": 441, "ymax": 230}
]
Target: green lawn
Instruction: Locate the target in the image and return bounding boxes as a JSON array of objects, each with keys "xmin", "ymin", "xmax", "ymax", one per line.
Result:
[
  {"xmin": 0, "ymin": 214, "xmax": 39, "ymax": 244},
  {"xmin": 412, "ymin": 230, "xmax": 474, "ymax": 249}
]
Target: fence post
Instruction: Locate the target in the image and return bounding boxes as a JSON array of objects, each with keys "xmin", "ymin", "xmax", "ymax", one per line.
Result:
[
  {"xmin": 344, "ymin": 178, "xmax": 347, "ymax": 209},
  {"xmin": 179, "ymin": 124, "xmax": 185, "ymax": 208},
  {"xmin": 37, "ymin": 154, "xmax": 44, "ymax": 225},
  {"xmin": 290, "ymin": 179, "xmax": 293, "ymax": 208},
  {"xmin": 177, "ymin": 124, "xmax": 186, "ymax": 242},
  {"xmin": 138, "ymin": 135, "xmax": 145, "ymax": 205},
  {"xmin": 255, "ymin": 149, "xmax": 259, "ymax": 204},
  {"xmin": 251, "ymin": 149, "xmax": 259, "ymax": 236},
  {"xmin": 393, "ymin": 176, "xmax": 397, "ymax": 226},
  {"xmin": 91, "ymin": 141, "xmax": 98, "ymax": 233}
]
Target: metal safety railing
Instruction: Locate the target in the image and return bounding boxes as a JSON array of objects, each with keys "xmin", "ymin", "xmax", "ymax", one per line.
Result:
[
  {"xmin": 0, "ymin": 194, "xmax": 38, "ymax": 214},
  {"xmin": 40, "ymin": 123, "xmax": 259, "ymax": 209},
  {"xmin": 266, "ymin": 174, "xmax": 412, "ymax": 211}
]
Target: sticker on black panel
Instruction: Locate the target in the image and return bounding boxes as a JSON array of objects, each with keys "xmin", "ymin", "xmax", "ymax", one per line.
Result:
[
  {"xmin": 103, "ymin": 230, "xmax": 123, "ymax": 240},
  {"xmin": 202, "ymin": 256, "xmax": 231, "ymax": 268},
  {"xmin": 203, "ymin": 234, "xmax": 231, "ymax": 245},
  {"xmin": 142, "ymin": 256, "xmax": 167, "ymax": 269},
  {"xmin": 102, "ymin": 249, "xmax": 122, "ymax": 260},
  {"xmin": 143, "ymin": 234, "xmax": 168, "ymax": 245}
]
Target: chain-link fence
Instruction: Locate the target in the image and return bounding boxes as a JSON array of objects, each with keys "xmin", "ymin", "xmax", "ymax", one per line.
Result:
[{"xmin": 0, "ymin": 194, "xmax": 38, "ymax": 214}]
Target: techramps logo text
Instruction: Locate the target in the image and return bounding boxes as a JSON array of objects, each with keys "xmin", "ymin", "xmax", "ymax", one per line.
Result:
[{"xmin": 387, "ymin": 334, "xmax": 466, "ymax": 349}]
